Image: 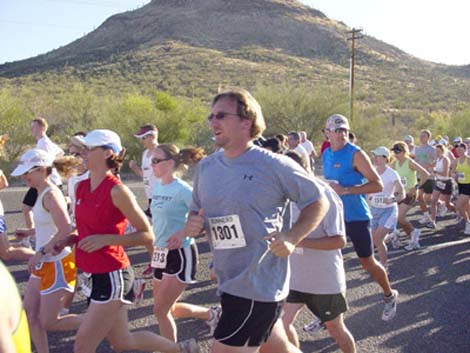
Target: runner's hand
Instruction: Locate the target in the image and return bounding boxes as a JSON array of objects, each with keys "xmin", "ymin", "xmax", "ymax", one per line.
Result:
[
  {"xmin": 264, "ymin": 232, "xmax": 296, "ymax": 257},
  {"xmin": 78, "ymin": 235, "xmax": 110, "ymax": 253},
  {"xmin": 185, "ymin": 209, "xmax": 205, "ymax": 237},
  {"xmin": 27, "ymin": 252, "xmax": 42, "ymax": 274},
  {"xmin": 167, "ymin": 230, "xmax": 185, "ymax": 250}
]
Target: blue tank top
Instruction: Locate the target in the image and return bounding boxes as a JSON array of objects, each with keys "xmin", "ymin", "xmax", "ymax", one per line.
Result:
[{"xmin": 322, "ymin": 142, "xmax": 371, "ymax": 222}]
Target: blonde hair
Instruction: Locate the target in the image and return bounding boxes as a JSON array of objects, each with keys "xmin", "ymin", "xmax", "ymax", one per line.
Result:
[
  {"xmin": 212, "ymin": 88, "xmax": 266, "ymax": 139},
  {"xmin": 53, "ymin": 155, "xmax": 83, "ymax": 178},
  {"xmin": 32, "ymin": 117, "xmax": 48, "ymax": 131},
  {"xmin": 391, "ymin": 141, "xmax": 410, "ymax": 159}
]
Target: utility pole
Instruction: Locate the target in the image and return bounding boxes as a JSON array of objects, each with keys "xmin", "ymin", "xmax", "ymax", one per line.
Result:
[{"xmin": 347, "ymin": 28, "xmax": 363, "ymax": 122}]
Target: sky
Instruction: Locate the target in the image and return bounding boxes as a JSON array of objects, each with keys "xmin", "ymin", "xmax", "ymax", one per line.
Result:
[{"xmin": 0, "ymin": 0, "xmax": 469, "ymax": 66}]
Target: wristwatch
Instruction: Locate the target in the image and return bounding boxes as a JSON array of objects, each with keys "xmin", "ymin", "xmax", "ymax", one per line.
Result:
[{"xmin": 38, "ymin": 246, "xmax": 46, "ymax": 256}]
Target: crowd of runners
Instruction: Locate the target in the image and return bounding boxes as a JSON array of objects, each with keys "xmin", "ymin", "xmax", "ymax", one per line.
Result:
[{"xmin": 0, "ymin": 88, "xmax": 469, "ymax": 353}]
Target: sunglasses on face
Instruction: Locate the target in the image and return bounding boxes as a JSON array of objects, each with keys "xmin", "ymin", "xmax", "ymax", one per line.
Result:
[
  {"xmin": 391, "ymin": 147, "xmax": 403, "ymax": 153},
  {"xmin": 333, "ymin": 128, "xmax": 347, "ymax": 133},
  {"xmin": 151, "ymin": 157, "xmax": 170, "ymax": 165},
  {"xmin": 207, "ymin": 112, "xmax": 240, "ymax": 121}
]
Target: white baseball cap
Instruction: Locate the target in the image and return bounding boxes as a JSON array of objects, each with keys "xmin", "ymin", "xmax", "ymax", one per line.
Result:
[
  {"xmin": 453, "ymin": 136, "xmax": 463, "ymax": 143},
  {"xmin": 404, "ymin": 135, "xmax": 414, "ymax": 143},
  {"xmin": 325, "ymin": 114, "xmax": 350, "ymax": 131},
  {"xmin": 11, "ymin": 149, "xmax": 54, "ymax": 176},
  {"xmin": 371, "ymin": 146, "xmax": 390, "ymax": 159},
  {"xmin": 72, "ymin": 129, "xmax": 122, "ymax": 154}
]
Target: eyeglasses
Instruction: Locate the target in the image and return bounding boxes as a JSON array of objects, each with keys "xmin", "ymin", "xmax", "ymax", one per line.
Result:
[
  {"xmin": 207, "ymin": 112, "xmax": 240, "ymax": 121},
  {"xmin": 391, "ymin": 147, "xmax": 403, "ymax": 153},
  {"xmin": 151, "ymin": 157, "xmax": 170, "ymax": 165},
  {"xmin": 333, "ymin": 128, "xmax": 348, "ymax": 133}
]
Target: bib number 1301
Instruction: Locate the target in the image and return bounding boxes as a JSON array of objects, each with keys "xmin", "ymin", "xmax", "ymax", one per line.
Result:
[{"xmin": 209, "ymin": 215, "xmax": 246, "ymax": 250}]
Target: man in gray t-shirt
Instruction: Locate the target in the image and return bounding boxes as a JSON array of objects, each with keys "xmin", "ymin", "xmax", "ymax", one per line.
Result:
[
  {"xmin": 414, "ymin": 129, "xmax": 437, "ymax": 224},
  {"xmin": 185, "ymin": 88, "xmax": 328, "ymax": 353}
]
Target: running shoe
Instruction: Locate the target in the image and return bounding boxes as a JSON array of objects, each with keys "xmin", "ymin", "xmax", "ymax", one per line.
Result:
[
  {"xmin": 206, "ymin": 305, "xmax": 222, "ymax": 336},
  {"xmin": 179, "ymin": 338, "xmax": 200, "ymax": 353},
  {"xmin": 133, "ymin": 278, "xmax": 146, "ymax": 305},
  {"xmin": 425, "ymin": 221, "xmax": 436, "ymax": 229},
  {"xmin": 410, "ymin": 228, "xmax": 421, "ymax": 243},
  {"xmin": 142, "ymin": 264, "xmax": 153, "ymax": 276},
  {"xmin": 464, "ymin": 222, "xmax": 470, "ymax": 235},
  {"xmin": 404, "ymin": 241, "xmax": 421, "ymax": 251},
  {"xmin": 303, "ymin": 317, "xmax": 326, "ymax": 333},
  {"xmin": 437, "ymin": 204, "xmax": 448, "ymax": 218},
  {"xmin": 390, "ymin": 231, "xmax": 402, "ymax": 249},
  {"xmin": 418, "ymin": 214, "xmax": 431, "ymax": 225},
  {"xmin": 382, "ymin": 289, "xmax": 399, "ymax": 321}
]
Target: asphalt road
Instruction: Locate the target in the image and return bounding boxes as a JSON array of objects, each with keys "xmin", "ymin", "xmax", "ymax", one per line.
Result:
[{"xmin": 2, "ymin": 181, "xmax": 470, "ymax": 353}]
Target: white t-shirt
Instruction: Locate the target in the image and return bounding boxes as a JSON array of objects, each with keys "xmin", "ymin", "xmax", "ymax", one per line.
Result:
[
  {"xmin": 289, "ymin": 182, "xmax": 346, "ymax": 294},
  {"xmin": 67, "ymin": 171, "xmax": 90, "ymax": 222},
  {"xmin": 301, "ymin": 140, "xmax": 314, "ymax": 156},
  {"xmin": 294, "ymin": 144, "xmax": 311, "ymax": 170},
  {"xmin": 142, "ymin": 149, "xmax": 159, "ymax": 199},
  {"xmin": 369, "ymin": 166, "xmax": 401, "ymax": 209},
  {"xmin": 37, "ymin": 136, "xmax": 64, "ymax": 186}
]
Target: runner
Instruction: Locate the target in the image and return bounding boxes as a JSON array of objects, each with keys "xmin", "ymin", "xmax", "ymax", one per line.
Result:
[
  {"xmin": 451, "ymin": 143, "xmax": 470, "ymax": 235},
  {"xmin": 403, "ymin": 135, "xmax": 416, "ymax": 158},
  {"xmin": 149, "ymin": 143, "xmax": 204, "ymax": 341},
  {"xmin": 287, "ymin": 131, "xmax": 311, "ymax": 170},
  {"xmin": 322, "ymin": 114, "xmax": 399, "ymax": 321},
  {"xmin": 11, "ymin": 149, "xmax": 81, "ymax": 353},
  {"xmin": 64, "ymin": 129, "xmax": 198, "ymax": 353},
  {"xmin": 0, "ymin": 260, "xmax": 31, "ymax": 353},
  {"xmin": 428, "ymin": 144, "xmax": 455, "ymax": 229},
  {"xmin": 390, "ymin": 141, "xmax": 430, "ymax": 250},
  {"xmin": 414, "ymin": 130, "xmax": 437, "ymax": 226},
  {"xmin": 184, "ymin": 88, "xmax": 328, "ymax": 353},
  {"xmin": 129, "ymin": 124, "xmax": 159, "ymax": 217},
  {"xmin": 368, "ymin": 147, "xmax": 405, "ymax": 269},
  {"xmin": 282, "ymin": 151, "xmax": 356, "ymax": 353}
]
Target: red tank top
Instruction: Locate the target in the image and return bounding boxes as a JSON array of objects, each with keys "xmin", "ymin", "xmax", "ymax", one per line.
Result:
[{"xmin": 75, "ymin": 173, "xmax": 130, "ymax": 273}]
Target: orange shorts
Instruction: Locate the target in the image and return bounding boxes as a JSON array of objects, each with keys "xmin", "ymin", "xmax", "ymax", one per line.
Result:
[{"xmin": 32, "ymin": 252, "xmax": 76, "ymax": 294}]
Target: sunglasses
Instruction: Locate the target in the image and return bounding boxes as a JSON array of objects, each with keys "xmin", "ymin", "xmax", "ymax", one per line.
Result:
[
  {"xmin": 207, "ymin": 112, "xmax": 240, "ymax": 121},
  {"xmin": 151, "ymin": 157, "xmax": 170, "ymax": 165},
  {"xmin": 333, "ymin": 128, "xmax": 348, "ymax": 133},
  {"xmin": 391, "ymin": 147, "xmax": 403, "ymax": 153}
]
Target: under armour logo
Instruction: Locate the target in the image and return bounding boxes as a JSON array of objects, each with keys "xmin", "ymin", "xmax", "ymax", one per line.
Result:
[{"xmin": 243, "ymin": 175, "xmax": 253, "ymax": 181}]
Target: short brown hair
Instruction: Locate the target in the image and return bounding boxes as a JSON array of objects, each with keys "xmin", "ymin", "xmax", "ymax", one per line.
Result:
[
  {"xmin": 420, "ymin": 129, "xmax": 431, "ymax": 139},
  {"xmin": 32, "ymin": 117, "xmax": 48, "ymax": 131},
  {"xmin": 156, "ymin": 144, "xmax": 205, "ymax": 175},
  {"xmin": 212, "ymin": 88, "xmax": 266, "ymax": 139}
]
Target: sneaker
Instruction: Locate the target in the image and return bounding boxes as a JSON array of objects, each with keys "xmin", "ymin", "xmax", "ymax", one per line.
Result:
[
  {"xmin": 425, "ymin": 221, "xmax": 436, "ymax": 229},
  {"xmin": 410, "ymin": 228, "xmax": 421, "ymax": 243},
  {"xmin": 178, "ymin": 338, "xmax": 199, "ymax": 353},
  {"xmin": 303, "ymin": 317, "xmax": 326, "ymax": 333},
  {"xmin": 205, "ymin": 305, "xmax": 222, "ymax": 336},
  {"xmin": 142, "ymin": 264, "xmax": 153, "ymax": 276},
  {"xmin": 437, "ymin": 204, "xmax": 447, "ymax": 218},
  {"xmin": 382, "ymin": 289, "xmax": 399, "ymax": 321},
  {"xmin": 18, "ymin": 237, "xmax": 32, "ymax": 248},
  {"xmin": 133, "ymin": 278, "xmax": 146, "ymax": 305},
  {"xmin": 390, "ymin": 232, "xmax": 402, "ymax": 249},
  {"xmin": 418, "ymin": 214, "xmax": 431, "ymax": 225},
  {"xmin": 404, "ymin": 241, "xmax": 421, "ymax": 251},
  {"xmin": 464, "ymin": 222, "xmax": 470, "ymax": 235}
]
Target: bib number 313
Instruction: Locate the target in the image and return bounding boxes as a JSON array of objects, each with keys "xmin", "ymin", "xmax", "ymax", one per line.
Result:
[
  {"xmin": 209, "ymin": 215, "xmax": 246, "ymax": 250},
  {"xmin": 151, "ymin": 247, "xmax": 169, "ymax": 269}
]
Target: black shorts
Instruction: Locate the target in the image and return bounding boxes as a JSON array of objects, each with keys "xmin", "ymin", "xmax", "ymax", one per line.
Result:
[
  {"xmin": 214, "ymin": 293, "xmax": 283, "ymax": 347},
  {"xmin": 345, "ymin": 220, "xmax": 373, "ymax": 258},
  {"xmin": 144, "ymin": 198, "xmax": 152, "ymax": 218},
  {"xmin": 419, "ymin": 179, "xmax": 435, "ymax": 194},
  {"xmin": 153, "ymin": 243, "xmax": 197, "ymax": 284},
  {"xmin": 398, "ymin": 192, "xmax": 416, "ymax": 206},
  {"xmin": 22, "ymin": 187, "xmax": 38, "ymax": 207},
  {"xmin": 458, "ymin": 183, "xmax": 470, "ymax": 196},
  {"xmin": 286, "ymin": 290, "xmax": 348, "ymax": 323},
  {"xmin": 434, "ymin": 179, "xmax": 453, "ymax": 195},
  {"xmin": 88, "ymin": 266, "xmax": 135, "ymax": 304}
]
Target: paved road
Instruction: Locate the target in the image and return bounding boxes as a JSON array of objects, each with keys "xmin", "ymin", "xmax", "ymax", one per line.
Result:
[{"xmin": 2, "ymin": 182, "xmax": 470, "ymax": 353}]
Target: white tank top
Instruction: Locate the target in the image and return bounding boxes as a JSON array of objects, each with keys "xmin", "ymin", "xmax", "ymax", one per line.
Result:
[
  {"xmin": 434, "ymin": 157, "xmax": 451, "ymax": 180},
  {"xmin": 369, "ymin": 166, "xmax": 400, "ymax": 209},
  {"xmin": 33, "ymin": 185, "xmax": 70, "ymax": 262}
]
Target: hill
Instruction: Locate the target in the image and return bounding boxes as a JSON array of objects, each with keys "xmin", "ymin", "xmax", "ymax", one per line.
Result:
[{"xmin": 1, "ymin": 0, "xmax": 470, "ymax": 122}]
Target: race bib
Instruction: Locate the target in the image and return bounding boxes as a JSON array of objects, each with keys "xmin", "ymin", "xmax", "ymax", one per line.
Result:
[
  {"xmin": 457, "ymin": 172, "xmax": 465, "ymax": 182},
  {"xmin": 400, "ymin": 176, "xmax": 407, "ymax": 187},
  {"xmin": 293, "ymin": 247, "xmax": 304, "ymax": 255},
  {"xmin": 436, "ymin": 180, "xmax": 446, "ymax": 189},
  {"xmin": 80, "ymin": 272, "xmax": 92, "ymax": 298},
  {"xmin": 151, "ymin": 246, "xmax": 169, "ymax": 269},
  {"xmin": 209, "ymin": 215, "xmax": 246, "ymax": 250}
]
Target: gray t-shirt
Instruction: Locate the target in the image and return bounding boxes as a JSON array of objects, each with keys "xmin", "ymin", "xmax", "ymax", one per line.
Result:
[
  {"xmin": 290, "ymin": 181, "xmax": 346, "ymax": 294},
  {"xmin": 414, "ymin": 144, "xmax": 436, "ymax": 171},
  {"xmin": 191, "ymin": 146, "xmax": 324, "ymax": 302}
]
